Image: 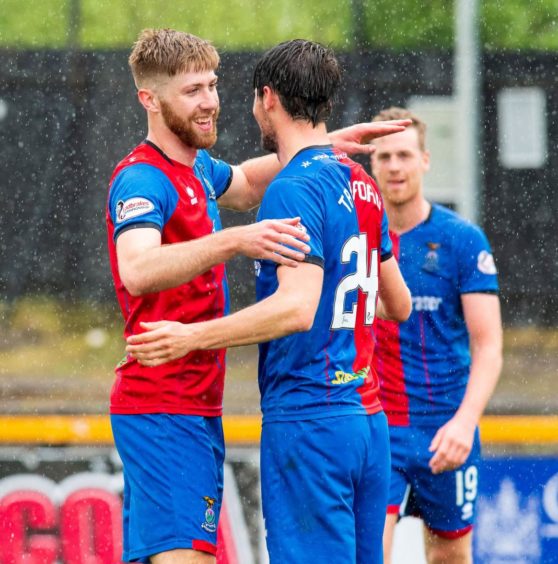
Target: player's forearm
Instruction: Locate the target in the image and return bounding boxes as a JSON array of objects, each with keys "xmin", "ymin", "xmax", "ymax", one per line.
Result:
[
  {"xmin": 377, "ymin": 257, "xmax": 412, "ymax": 321},
  {"xmin": 121, "ymin": 229, "xmax": 238, "ymax": 296},
  {"xmin": 455, "ymin": 344, "xmax": 503, "ymax": 426},
  {"xmin": 192, "ymin": 291, "xmax": 314, "ymax": 350}
]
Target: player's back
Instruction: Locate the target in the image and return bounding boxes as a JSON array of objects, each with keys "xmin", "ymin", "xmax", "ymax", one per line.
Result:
[{"xmin": 256, "ymin": 146, "xmax": 385, "ymax": 423}]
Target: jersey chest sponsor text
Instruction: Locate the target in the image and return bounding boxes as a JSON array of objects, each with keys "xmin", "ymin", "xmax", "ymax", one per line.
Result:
[{"xmin": 412, "ymin": 295, "xmax": 443, "ymax": 312}]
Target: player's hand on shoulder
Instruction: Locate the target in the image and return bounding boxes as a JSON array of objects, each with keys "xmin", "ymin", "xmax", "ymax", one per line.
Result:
[
  {"xmin": 428, "ymin": 416, "xmax": 476, "ymax": 474},
  {"xmin": 233, "ymin": 218, "xmax": 311, "ymax": 267},
  {"xmin": 126, "ymin": 321, "xmax": 194, "ymax": 366},
  {"xmin": 328, "ymin": 120, "xmax": 412, "ymax": 155}
]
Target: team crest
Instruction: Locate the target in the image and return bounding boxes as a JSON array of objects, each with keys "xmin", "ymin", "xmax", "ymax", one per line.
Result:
[
  {"xmin": 201, "ymin": 496, "xmax": 217, "ymax": 532},
  {"xmin": 423, "ymin": 242, "xmax": 440, "ymax": 272}
]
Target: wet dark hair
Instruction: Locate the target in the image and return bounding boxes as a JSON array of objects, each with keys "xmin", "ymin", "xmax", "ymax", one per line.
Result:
[{"xmin": 252, "ymin": 39, "xmax": 341, "ymax": 126}]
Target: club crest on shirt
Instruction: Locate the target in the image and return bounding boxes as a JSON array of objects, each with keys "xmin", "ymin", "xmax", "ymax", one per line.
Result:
[
  {"xmin": 422, "ymin": 242, "xmax": 440, "ymax": 272},
  {"xmin": 477, "ymin": 250, "xmax": 497, "ymax": 275},
  {"xmin": 115, "ymin": 198, "xmax": 154, "ymax": 223},
  {"xmin": 201, "ymin": 496, "xmax": 217, "ymax": 532}
]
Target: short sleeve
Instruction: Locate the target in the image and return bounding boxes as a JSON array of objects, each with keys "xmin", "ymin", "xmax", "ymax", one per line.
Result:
[
  {"xmin": 257, "ymin": 176, "xmax": 325, "ymax": 265},
  {"xmin": 380, "ymin": 208, "xmax": 393, "ymax": 261},
  {"xmin": 196, "ymin": 150, "xmax": 233, "ymax": 199},
  {"xmin": 457, "ymin": 224, "xmax": 499, "ymax": 294},
  {"xmin": 108, "ymin": 164, "xmax": 178, "ymax": 240}
]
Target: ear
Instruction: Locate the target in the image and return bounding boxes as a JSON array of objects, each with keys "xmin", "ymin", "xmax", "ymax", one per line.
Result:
[
  {"xmin": 262, "ymin": 85, "xmax": 278, "ymax": 112},
  {"xmin": 137, "ymin": 88, "xmax": 160, "ymax": 114},
  {"xmin": 422, "ymin": 149, "xmax": 431, "ymax": 172}
]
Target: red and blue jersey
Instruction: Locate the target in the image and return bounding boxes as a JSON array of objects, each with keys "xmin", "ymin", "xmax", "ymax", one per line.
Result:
[
  {"xmin": 255, "ymin": 146, "xmax": 392, "ymax": 423},
  {"xmin": 374, "ymin": 204, "xmax": 499, "ymax": 427},
  {"xmin": 106, "ymin": 141, "xmax": 233, "ymax": 416}
]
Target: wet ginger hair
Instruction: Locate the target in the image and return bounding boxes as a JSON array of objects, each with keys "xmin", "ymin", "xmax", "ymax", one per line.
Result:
[
  {"xmin": 128, "ymin": 28, "xmax": 220, "ymax": 88},
  {"xmin": 372, "ymin": 106, "xmax": 427, "ymax": 151}
]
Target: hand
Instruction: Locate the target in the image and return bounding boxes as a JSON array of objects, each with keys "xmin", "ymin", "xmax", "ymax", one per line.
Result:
[
  {"xmin": 328, "ymin": 120, "xmax": 412, "ymax": 155},
  {"xmin": 428, "ymin": 416, "xmax": 476, "ymax": 474},
  {"xmin": 233, "ymin": 217, "xmax": 311, "ymax": 267},
  {"xmin": 126, "ymin": 321, "xmax": 195, "ymax": 366}
]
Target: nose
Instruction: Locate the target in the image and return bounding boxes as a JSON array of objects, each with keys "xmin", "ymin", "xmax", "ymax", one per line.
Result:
[
  {"xmin": 387, "ymin": 156, "xmax": 400, "ymax": 172},
  {"xmin": 200, "ymin": 88, "xmax": 219, "ymax": 111}
]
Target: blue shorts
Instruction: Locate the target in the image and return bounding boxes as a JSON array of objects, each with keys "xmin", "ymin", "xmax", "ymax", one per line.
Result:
[
  {"xmin": 388, "ymin": 424, "xmax": 481, "ymax": 538},
  {"xmin": 111, "ymin": 414, "xmax": 225, "ymax": 562},
  {"xmin": 261, "ymin": 412, "xmax": 390, "ymax": 564}
]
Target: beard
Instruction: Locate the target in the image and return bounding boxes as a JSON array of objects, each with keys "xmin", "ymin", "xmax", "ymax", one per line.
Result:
[
  {"xmin": 259, "ymin": 118, "xmax": 278, "ymax": 153},
  {"xmin": 160, "ymin": 98, "xmax": 219, "ymax": 149},
  {"xmin": 261, "ymin": 130, "xmax": 278, "ymax": 153}
]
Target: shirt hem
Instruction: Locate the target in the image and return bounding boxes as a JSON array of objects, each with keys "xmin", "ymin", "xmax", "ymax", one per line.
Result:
[
  {"xmin": 110, "ymin": 405, "xmax": 223, "ymax": 416},
  {"xmin": 262, "ymin": 404, "xmax": 382, "ymax": 424}
]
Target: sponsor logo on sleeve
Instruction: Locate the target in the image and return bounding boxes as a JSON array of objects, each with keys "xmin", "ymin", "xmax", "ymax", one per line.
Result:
[
  {"xmin": 477, "ymin": 250, "xmax": 497, "ymax": 275},
  {"xmin": 115, "ymin": 198, "xmax": 154, "ymax": 223}
]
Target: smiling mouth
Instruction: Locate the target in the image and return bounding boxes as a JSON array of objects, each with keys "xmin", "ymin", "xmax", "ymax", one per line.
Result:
[{"xmin": 194, "ymin": 117, "xmax": 213, "ymax": 131}]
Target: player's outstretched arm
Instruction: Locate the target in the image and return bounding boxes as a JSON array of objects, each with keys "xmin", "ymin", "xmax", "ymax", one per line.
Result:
[
  {"xmin": 328, "ymin": 119, "xmax": 412, "ymax": 156},
  {"xmin": 428, "ymin": 293, "xmax": 503, "ymax": 474},
  {"xmin": 126, "ymin": 262, "xmax": 323, "ymax": 366},
  {"xmin": 218, "ymin": 120, "xmax": 412, "ymax": 211},
  {"xmin": 117, "ymin": 219, "xmax": 310, "ymax": 296},
  {"xmin": 376, "ymin": 256, "xmax": 411, "ymax": 322}
]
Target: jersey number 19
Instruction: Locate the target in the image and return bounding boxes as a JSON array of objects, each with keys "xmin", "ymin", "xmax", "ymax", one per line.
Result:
[{"xmin": 332, "ymin": 234, "xmax": 378, "ymax": 330}]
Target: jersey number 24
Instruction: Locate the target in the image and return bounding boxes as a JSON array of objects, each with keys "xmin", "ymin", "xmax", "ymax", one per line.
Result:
[{"xmin": 332, "ymin": 233, "xmax": 378, "ymax": 329}]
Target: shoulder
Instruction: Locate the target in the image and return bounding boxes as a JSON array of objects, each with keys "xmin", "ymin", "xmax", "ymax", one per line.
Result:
[
  {"xmin": 195, "ymin": 149, "xmax": 230, "ymax": 169},
  {"xmin": 194, "ymin": 149, "xmax": 213, "ymax": 167},
  {"xmin": 431, "ymin": 204, "xmax": 488, "ymax": 242},
  {"xmin": 112, "ymin": 163, "xmax": 174, "ymax": 192}
]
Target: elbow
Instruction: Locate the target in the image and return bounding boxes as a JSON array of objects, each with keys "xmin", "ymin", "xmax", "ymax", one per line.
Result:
[
  {"xmin": 120, "ymin": 268, "xmax": 150, "ymax": 297},
  {"xmin": 396, "ymin": 293, "xmax": 412, "ymax": 322},
  {"xmin": 383, "ymin": 289, "xmax": 412, "ymax": 323},
  {"xmin": 122, "ymin": 280, "xmax": 146, "ymax": 298},
  {"xmin": 289, "ymin": 302, "xmax": 317, "ymax": 333}
]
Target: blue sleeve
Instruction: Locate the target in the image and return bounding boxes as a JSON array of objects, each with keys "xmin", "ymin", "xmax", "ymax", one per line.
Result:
[
  {"xmin": 380, "ymin": 208, "xmax": 393, "ymax": 261},
  {"xmin": 457, "ymin": 223, "xmax": 499, "ymax": 294},
  {"xmin": 108, "ymin": 164, "xmax": 178, "ymax": 240},
  {"xmin": 257, "ymin": 176, "xmax": 325, "ymax": 265},
  {"xmin": 196, "ymin": 150, "xmax": 233, "ymax": 199}
]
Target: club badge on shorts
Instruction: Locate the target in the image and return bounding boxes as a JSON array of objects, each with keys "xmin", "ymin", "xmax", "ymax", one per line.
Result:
[{"xmin": 201, "ymin": 496, "xmax": 217, "ymax": 532}]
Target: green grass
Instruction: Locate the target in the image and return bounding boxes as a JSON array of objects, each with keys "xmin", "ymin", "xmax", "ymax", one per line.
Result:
[
  {"xmin": 1, "ymin": 297, "xmax": 557, "ymax": 415},
  {"xmin": 0, "ymin": 0, "xmax": 556, "ymax": 50}
]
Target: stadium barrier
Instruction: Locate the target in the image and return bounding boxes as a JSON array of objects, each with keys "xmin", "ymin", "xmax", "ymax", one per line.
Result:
[{"xmin": 0, "ymin": 415, "xmax": 557, "ymax": 563}]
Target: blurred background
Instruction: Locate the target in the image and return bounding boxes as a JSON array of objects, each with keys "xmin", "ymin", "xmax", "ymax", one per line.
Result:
[
  {"xmin": 1, "ymin": 0, "xmax": 557, "ymax": 415},
  {"xmin": 0, "ymin": 1, "xmax": 557, "ymax": 562}
]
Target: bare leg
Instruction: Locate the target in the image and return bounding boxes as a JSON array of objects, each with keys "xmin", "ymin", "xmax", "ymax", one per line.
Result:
[
  {"xmin": 150, "ymin": 548, "xmax": 216, "ymax": 564},
  {"xmin": 383, "ymin": 513, "xmax": 399, "ymax": 564},
  {"xmin": 423, "ymin": 527, "xmax": 473, "ymax": 564}
]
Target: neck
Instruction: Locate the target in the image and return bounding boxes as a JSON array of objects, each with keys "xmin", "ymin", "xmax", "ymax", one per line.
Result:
[
  {"xmin": 274, "ymin": 120, "xmax": 330, "ymax": 166},
  {"xmin": 146, "ymin": 117, "xmax": 198, "ymax": 167},
  {"xmin": 386, "ymin": 196, "xmax": 431, "ymax": 235}
]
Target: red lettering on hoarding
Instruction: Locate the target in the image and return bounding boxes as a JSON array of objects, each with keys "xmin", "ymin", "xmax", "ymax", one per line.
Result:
[
  {"xmin": 60, "ymin": 489, "xmax": 122, "ymax": 564},
  {"xmin": 0, "ymin": 490, "xmax": 58, "ymax": 564},
  {"xmin": 0, "ymin": 485, "xmax": 238, "ymax": 563}
]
